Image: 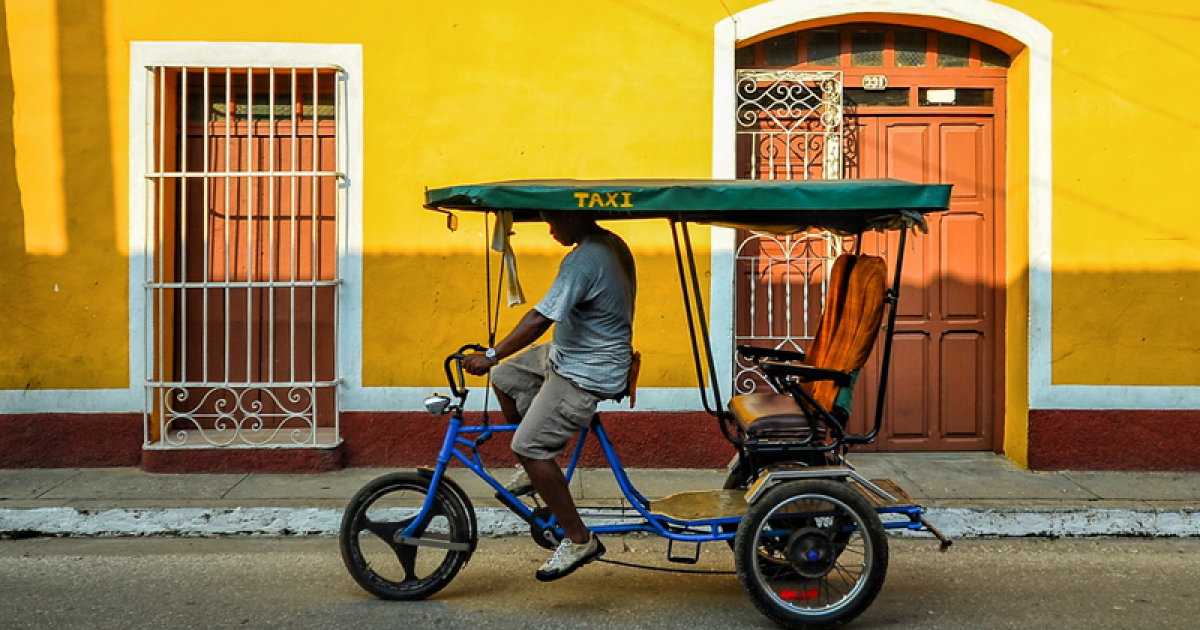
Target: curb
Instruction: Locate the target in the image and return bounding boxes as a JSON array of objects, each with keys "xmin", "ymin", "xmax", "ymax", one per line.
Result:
[
  {"xmin": 921, "ymin": 507, "xmax": 1200, "ymax": 538},
  {"xmin": 4, "ymin": 507, "xmax": 1200, "ymax": 538}
]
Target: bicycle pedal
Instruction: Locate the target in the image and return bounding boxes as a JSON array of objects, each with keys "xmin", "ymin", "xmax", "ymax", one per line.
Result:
[
  {"xmin": 493, "ymin": 489, "xmax": 539, "ymax": 508},
  {"xmin": 510, "ymin": 486, "xmax": 536, "ymax": 498}
]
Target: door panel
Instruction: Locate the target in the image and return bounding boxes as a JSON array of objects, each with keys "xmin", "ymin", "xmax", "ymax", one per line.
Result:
[
  {"xmin": 888, "ymin": 333, "xmax": 931, "ymax": 438},
  {"xmin": 894, "ymin": 227, "xmax": 930, "ymax": 320},
  {"xmin": 942, "ymin": 332, "xmax": 983, "ymax": 436},
  {"xmin": 885, "ymin": 124, "xmax": 930, "ymax": 186},
  {"xmin": 943, "ymin": 213, "xmax": 984, "ymax": 318},
  {"xmin": 942, "ymin": 125, "xmax": 983, "ymax": 199}
]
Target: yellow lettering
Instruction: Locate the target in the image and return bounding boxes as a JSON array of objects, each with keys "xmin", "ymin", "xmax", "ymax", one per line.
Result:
[
  {"xmin": 604, "ymin": 192, "xmax": 620, "ymax": 207},
  {"xmin": 588, "ymin": 193, "xmax": 604, "ymax": 208},
  {"xmin": 574, "ymin": 192, "xmax": 589, "ymax": 208},
  {"xmin": 620, "ymin": 192, "xmax": 633, "ymax": 208}
]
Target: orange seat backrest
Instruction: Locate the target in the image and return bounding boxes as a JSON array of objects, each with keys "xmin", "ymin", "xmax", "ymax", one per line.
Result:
[{"xmin": 802, "ymin": 254, "xmax": 888, "ymax": 410}]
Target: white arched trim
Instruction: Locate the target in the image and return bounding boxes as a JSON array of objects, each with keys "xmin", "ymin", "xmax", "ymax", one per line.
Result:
[{"xmin": 710, "ymin": 2, "xmax": 1167, "ymax": 411}]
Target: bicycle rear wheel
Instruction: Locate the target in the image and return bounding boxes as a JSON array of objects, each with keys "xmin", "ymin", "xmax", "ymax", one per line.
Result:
[
  {"xmin": 735, "ymin": 479, "xmax": 888, "ymax": 629},
  {"xmin": 340, "ymin": 472, "xmax": 476, "ymax": 600}
]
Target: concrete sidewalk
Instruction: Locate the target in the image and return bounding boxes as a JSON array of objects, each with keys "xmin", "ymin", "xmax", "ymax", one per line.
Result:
[{"xmin": 2, "ymin": 452, "xmax": 1199, "ymax": 538}]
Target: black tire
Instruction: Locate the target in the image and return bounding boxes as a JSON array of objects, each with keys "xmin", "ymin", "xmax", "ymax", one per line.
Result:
[
  {"xmin": 735, "ymin": 480, "xmax": 888, "ymax": 629},
  {"xmin": 340, "ymin": 472, "xmax": 476, "ymax": 600}
]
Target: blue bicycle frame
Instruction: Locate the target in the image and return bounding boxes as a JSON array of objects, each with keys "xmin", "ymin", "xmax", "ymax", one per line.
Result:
[
  {"xmin": 400, "ymin": 399, "xmax": 930, "ymax": 546},
  {"xmin": 401, "ymin": 406, "xmax": 742, "ymax": 544}
]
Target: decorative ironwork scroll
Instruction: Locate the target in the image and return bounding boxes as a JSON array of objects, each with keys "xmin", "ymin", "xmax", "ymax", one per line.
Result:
[
  {"xmin": 736, "ymin": 70, "xmax": 842, "ymax": 181},
  {"xmin": 733, "ymin": 69, "xmax": 844, "ymax": 394}
]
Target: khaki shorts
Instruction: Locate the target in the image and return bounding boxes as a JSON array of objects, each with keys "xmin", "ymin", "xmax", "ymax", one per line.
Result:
[{"xmin": 490, "ymin": 343, "xmax": 599, "ymax": 460}]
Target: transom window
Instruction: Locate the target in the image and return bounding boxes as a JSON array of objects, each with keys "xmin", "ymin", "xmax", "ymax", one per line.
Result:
[{"xmin": 736, "ymin": 24, "xmax": 1011, "ymax": 71}]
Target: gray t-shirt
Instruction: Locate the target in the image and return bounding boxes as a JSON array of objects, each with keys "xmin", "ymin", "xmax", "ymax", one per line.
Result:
[{"xmin": 535, "ymin": 230, "xmax": 637, "ymax": 395}]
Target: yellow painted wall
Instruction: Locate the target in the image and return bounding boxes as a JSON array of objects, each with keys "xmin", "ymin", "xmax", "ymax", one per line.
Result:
[
  {"xmin": 2, "ymin": 0, "xmax": 1199, "ymax": 415},
  {"xmin": 1, "ymin": 0, "xmax": 729, "ymax": 390},
  {"xmin": 1036, "ymin": 0, "xmax": 1200, "ymax": 386}
]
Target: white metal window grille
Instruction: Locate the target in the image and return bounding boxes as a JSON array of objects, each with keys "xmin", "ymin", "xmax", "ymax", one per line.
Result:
[
  {"xmin": 733, "ymin": 69, "xmax": 844, "ymax": 394},
  {"xmin": 143, "ymin": 66, "xmax": 344, "ymax": 449}
]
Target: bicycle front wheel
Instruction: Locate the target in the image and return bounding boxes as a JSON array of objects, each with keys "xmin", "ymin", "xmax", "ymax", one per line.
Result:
[{"xmin": 339, "ymin": 472, "xmax": 476, "ymax": 600}]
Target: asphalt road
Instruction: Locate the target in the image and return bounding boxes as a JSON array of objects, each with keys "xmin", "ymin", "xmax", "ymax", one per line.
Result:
[{"xmin": 1, "ymin": 535, "xmax": 1197, "ymax": 629}]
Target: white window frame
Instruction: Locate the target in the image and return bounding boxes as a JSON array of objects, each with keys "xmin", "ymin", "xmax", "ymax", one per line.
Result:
[{"xmin": 128, "ymin": 42, "xmax": 364, "ymax": 417}]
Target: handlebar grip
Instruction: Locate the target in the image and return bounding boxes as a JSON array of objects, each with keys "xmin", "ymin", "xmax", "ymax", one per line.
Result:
[
  {"xmin": 444, "ymin": 354, "xmax": 469, "ymax": 397},
  {"xmin": 444, "ymin": 344, "xmax": 489, "ymax": 397}
]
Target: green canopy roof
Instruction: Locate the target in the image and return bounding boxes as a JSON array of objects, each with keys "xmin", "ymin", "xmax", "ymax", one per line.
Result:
[{"xmin": 424, "ymin": 178, "xmax": 951, "ymax": 234}]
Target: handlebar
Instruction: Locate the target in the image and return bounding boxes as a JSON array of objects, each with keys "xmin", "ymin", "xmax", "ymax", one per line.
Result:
[{"xmin": 444, "ymin": 343, "xmax": 487, "ymax": 398}]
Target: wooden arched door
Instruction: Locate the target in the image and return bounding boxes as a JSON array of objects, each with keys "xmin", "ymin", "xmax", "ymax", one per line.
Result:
[{"xmin": 735, "ymin": 24, "xmax": 1007, "ymax": 451}]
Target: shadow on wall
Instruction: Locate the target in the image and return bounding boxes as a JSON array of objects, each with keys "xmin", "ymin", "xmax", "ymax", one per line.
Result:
[
  {"xmin": 0, "ymin": 0, "xmax": 126, "ymax": 390},
  {"xmin": 0, "ymin": 4, "xmax": 24, "ymax": 256},
  {"xmin": 359, "ymin": 248, "xmax": 706, "ymax": 389}
]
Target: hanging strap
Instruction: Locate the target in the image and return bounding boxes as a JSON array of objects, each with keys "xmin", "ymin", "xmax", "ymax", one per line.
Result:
[{"xmin": 490, "ymin": 210, "xmax": 526, "ymax": 308}]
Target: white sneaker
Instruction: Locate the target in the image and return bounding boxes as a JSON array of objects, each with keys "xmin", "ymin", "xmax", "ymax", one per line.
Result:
[
  {"xmin": 505, "ymin": 466, "xmax": 535, "ymax": 497},
  {"xmin": 535, "ymin": 534, "xmax": 606, "ymax": 582}
]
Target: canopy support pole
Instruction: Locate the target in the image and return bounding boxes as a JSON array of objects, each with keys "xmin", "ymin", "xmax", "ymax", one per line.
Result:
[
  {"xmin": 670, "ymin": 220, "xmax": 731, "ymax": 430},
  {"xmin": 852, "ymin": 227, "xmax": 908, "ymax": 445}
]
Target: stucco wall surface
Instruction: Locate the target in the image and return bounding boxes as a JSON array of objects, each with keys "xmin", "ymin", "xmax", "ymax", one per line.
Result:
[{"xmin": 2, "ymin": 0, "xmax": 1198, "ymax": 425}]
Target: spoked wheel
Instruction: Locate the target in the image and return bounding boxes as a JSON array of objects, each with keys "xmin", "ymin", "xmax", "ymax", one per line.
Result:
[
  {"xmin": 340, "ymin": 472, "xmax": 477, "ymax": 600},
  {"xmin": 735, "ymin": 480, "xmax": 888, "ymax": 630}
]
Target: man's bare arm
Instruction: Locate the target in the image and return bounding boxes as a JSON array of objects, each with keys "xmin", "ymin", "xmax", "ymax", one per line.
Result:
[{"xmin": 462, "ymin": 309, "xmax": 553, "ymax": 375}]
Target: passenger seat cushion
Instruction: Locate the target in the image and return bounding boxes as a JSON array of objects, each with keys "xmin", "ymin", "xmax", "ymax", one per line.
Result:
[{"xmin": 729, "ymin": 393, "xmax": 821, "ymax": 440}]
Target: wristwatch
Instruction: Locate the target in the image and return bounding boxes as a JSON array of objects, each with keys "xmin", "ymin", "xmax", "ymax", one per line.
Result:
[{"xmin": 484, "ymin": 348, "xmax": 499, "ymax": 364}]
